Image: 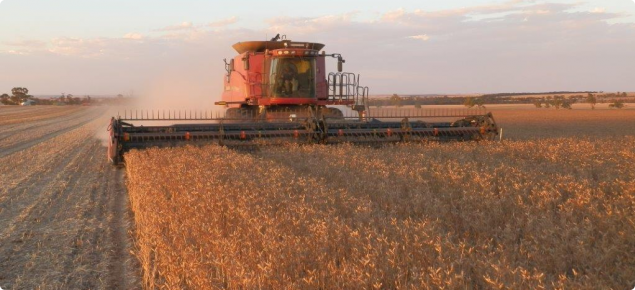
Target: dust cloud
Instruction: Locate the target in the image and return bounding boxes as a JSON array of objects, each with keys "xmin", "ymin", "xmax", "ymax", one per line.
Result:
[
  {"xmin": 97, "ymin": 51, "xmax": 229, "ymax": 147},
  {"xmin": 120, "ymin": 35, "xmax": 237, "ymax": 116},
  {"xmin": 130, "ymin": 61, "xmax": 224, "ymax": 114}
]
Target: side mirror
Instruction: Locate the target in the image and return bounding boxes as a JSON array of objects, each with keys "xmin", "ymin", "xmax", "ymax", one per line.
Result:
[
  {"xmin": 243, "ymin": 54, "xmax": 250, "ymax": 70},
  {"xmin": 337, "ymin": 56, "xmax": 345, "ymax": 72},
  {"xmin": 224, "ymin": 58, "xmax": 233, "ymax": 83}
]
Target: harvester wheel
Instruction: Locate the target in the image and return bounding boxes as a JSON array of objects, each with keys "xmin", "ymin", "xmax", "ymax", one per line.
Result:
[
  {"xmin": 225, "ymin": 108, "xmax": 240, "ymax": 119},
  {"xmin": 320, "ymin": 107, "xmax": 345, "ymax": 120},
  {"xmin": 452, "ymin": 114, "xmax": 499, "ymax": 141},
  {"xmin": 400, "ymin": 118, "xmax": 412, "ymax": 142},
  {"xmin": 225, "ymin": 108, "xmax": 256, "ymax": 121},
  {"xmin": 304, "ymin": 115, "xmax": 329, "ymax": 144},
  {"xmin": 109, "ymin": 143, "xmax": 123, "ymax": 165}
]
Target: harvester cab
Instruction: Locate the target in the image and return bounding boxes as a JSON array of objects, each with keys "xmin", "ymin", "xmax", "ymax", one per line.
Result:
[{"xmin": 107, "ymin": 36, "xmax": 499, "ymax": 165}]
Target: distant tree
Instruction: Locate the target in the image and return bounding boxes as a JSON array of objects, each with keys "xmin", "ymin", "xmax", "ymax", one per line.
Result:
[
  {"xmin": 414, "ymin": 97, "xmax": 422, "ymax": 109},
  {"xmin": 563, "ymin": 96, "xmax": 576, "ymax": 110},
  {"xmin": 474, "ymin": 98, "xmax": 485, "ymax": 108},
  {"xmin": 11, "ymin": 87, "xmax": 29, "ymax": 98},
  {"xmin": 11, "ymin": 87, "xmax": 32, "ymax": 104},
  {"xmin": 622, "ymin": 92, "xmax": 628, "ymax": 98},
  {"xmin": 1, "ymin": 93, "xmax": 14, "ymax": 105},
  {"xmin": 609, "ymin": 100, "xmax": 625, "ymax": 109},
  {"xmin": 117, "ymin": 94, "xmax": 124, "ymax": 99},
  {"xmin": 586, "ymin": 93, "xmax": 597, "ymax": 110},
  {"xmin": 552, "ymin": 95, "xmax": 567, "ymax": 109},
  {"xmin": 463, "ymin": 97, "xmax": 475, "ymax": 108},
  {"xmin": 64, "ymin": 94, "xmax": 80, "ymax": 105},
  {"xmin": 390, "ymin": 94, "xmax": 403, "ymax": 107},
  {"xmin": 533, "ymin": 100, "xmax": 542, "ymax": 108}
]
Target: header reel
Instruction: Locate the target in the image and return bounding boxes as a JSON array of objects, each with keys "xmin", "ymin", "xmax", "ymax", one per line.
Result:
[{"xmin": 107, "ymin": 107, "xmax": 499, "ymax": 165}]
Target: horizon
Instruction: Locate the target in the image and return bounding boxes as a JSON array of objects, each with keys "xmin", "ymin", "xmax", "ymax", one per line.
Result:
[{"xmin": 26, "ymin": 90, "xmax": 629, "ymax": 99}]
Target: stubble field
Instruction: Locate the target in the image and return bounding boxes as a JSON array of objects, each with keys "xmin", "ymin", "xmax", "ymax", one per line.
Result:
[
  {"xmin": 125, "ymin": 107, "xmax": 635, "ymax": 289},
  {"xmin": 0, "ymin": 106, "xmax": 138, "ymax": 289}
]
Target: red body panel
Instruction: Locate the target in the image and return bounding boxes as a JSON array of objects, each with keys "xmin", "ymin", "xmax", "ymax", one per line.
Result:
[{"xmin": 221, "ymin": 53, "xmax": 265, "ymax": 106}]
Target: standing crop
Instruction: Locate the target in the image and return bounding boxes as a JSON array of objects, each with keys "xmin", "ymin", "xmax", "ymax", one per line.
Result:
[{"xmin": 126, "ymin": 137, "xmax": 635, "ymax": 289}]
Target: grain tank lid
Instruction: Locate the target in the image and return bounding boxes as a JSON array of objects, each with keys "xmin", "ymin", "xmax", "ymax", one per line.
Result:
[{"xmin": 232, "ymin": 41, "xmax": 326, "ymax": 54}]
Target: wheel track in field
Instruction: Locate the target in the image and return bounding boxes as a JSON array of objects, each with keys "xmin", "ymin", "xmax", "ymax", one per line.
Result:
[
  {"xmin": 0, "ymin": 108, "xmax": 103, "ymax": 158},
  {"xmin": 0, "ymin": 106, "xmax": 85, "ymax": 126},
  {"xmin": 0, "ymin": 138, "xmax": 99, "ymax": 288},
  {"xmin": 0, "ymin": 108, "xmax": 140, "ymax": 289},
  {"xmin": 0, "ymin": 106, "xmax": 96, "ymax": 141}
]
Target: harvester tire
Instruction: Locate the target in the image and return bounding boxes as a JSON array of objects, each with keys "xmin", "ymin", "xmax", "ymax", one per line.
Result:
[
  {"xmin": 321, "ymin": 107, "xmax": 345, "ymax": 120},
  {"xmin": 225, "ymin": 108, "xmax": 256, "ymax": 121}
]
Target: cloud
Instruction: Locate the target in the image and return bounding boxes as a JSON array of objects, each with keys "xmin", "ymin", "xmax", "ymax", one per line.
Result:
[
  {"xmin": 152, "ymin": 18, "xmax": 239, "ymax": 40},
  {"xmin": 5, "ymin": 50, "xmax": 27, "ymax": 55},
  {"xmin": 123, "ymin": 33, "xmax": 144, "ymax": 40},
  {"xmin": 207, "ymin": 16, "xmax": 239, "ymax": 27},
  {"xmin": 46, "ymin": 37, "xmax": 108, "ymax": 57},
  {"xmin": 591, "ymin": 7, "xmax": 606, "ymax": 14},
  {"xmin": 407, "ymin": 34, "xmax": 430, "ymax": 41},
  {"xmin": 157, "ymin": 21, "xmax": 194, "ymax": 32},
  {"xmin": 266, "ymin": 12, "xmax": 358, "ymax": 35},
  {"xmin": 259, "ymin": 2, "xmax": 634, "ymax": 93},
  {"xmin": 1, "ymin": 1, "xmax": 634, "ymax": 95},
  {"xmin": 382, "ymin": 0, "xmax": 526, "ymax": 23},
  {"xmin": 3, "ymin": 40, "xmax": 47, "ymax": 48}
]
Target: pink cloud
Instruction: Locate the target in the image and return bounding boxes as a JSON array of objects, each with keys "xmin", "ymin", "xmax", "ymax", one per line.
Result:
[
  {"xmin": 123, "ymin": 33, "xmax": 144, "ymax": 40},
  {"xmin": 156, "ymin": 22, "xmax": 194, "ymax": 32},
  {"xmin": 207, "ymin": 16, "xmax": 239, "ymax": 27}
]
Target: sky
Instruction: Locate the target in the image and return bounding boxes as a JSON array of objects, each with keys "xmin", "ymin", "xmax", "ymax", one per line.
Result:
[{"xmin": 0, "ymin": 0, "xmax": 634, "ymax": 96}]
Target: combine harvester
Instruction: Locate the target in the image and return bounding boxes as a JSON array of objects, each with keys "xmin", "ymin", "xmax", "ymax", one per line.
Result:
[{"xmin": 108, "ymin": 35, "xmax": 499, "ymax": 164}]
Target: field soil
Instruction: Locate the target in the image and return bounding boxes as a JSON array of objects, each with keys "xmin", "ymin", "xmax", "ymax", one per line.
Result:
[
  {"xmin": 2, "ymin": 105, "xmax": 634, "ymax": 289},
  {"xmin": 0, "ymin": 106, "xmax": 139, "ymax": 289},
  {"xmin": 487, "ymin": 104, "xmax": 635, "ymax": 139}
]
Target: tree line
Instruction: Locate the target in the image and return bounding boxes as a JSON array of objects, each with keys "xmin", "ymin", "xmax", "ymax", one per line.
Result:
[
  {"xmin": 369, "ymin": 92, "xmax": 630, "ymax": 109},
  {"xmin": 531, "ymin": 93, "xmax": 626, "ymax": 109},
  {"xmin": 0, "ymin": 87, "xmax": 93, "ymax": 106}
]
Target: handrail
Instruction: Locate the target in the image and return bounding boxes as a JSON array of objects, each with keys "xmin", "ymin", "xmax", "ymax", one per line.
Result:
[{"xmin": 328, "ymin": 72, "xmax": 360, "ymax": 103}]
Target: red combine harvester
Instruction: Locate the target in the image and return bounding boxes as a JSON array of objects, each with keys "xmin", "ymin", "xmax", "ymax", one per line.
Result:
[
  {"xmin": 218, "ymin": 35, "xmax": 365, "ymax": 120},
  {"xmin": 108, "ymin": 35, "xmax": 499, "ymax": 165}
]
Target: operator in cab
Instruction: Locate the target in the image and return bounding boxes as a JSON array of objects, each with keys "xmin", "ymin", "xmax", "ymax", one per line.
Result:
[
  {"xmin": 280, "ymin": 62, "xmax": 298, "ymax": 96},
  {"xmin": 274, "ymin": 58, "xmax": 313, "ymax": 98}
]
